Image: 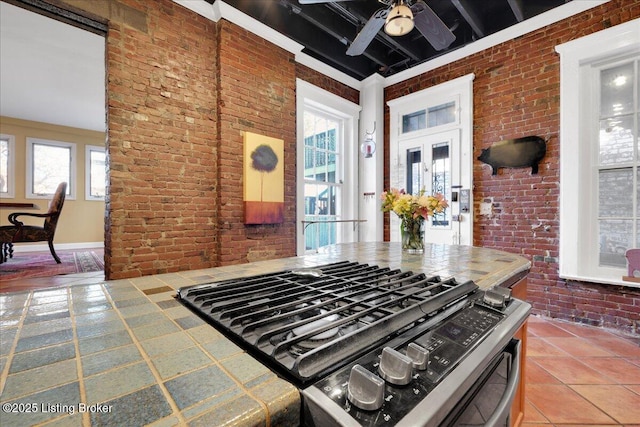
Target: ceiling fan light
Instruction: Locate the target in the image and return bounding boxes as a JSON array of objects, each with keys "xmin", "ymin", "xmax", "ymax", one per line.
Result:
[{"xmin": 384, "ymin": 4, "xmax": 414, "ymax": 36}]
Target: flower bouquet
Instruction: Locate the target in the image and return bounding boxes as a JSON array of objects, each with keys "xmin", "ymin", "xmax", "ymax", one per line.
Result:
[{"xmin": 381, "ymin": 188, "xmax": 448, "ymax": 253}]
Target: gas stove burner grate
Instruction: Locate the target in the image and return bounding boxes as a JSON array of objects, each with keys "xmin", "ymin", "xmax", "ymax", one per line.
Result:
[{"xmin": 178, "ymin": 260, "xmax": 478, "ymax": 383}]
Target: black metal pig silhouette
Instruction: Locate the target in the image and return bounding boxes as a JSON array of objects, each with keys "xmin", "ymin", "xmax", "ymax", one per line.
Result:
[{"xmin": 478, "ymin": 136, "xmax": 547, "ymax": 175}]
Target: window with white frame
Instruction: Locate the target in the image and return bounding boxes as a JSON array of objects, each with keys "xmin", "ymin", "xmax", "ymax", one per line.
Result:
[
  {"xmin": 302, "ymin": 109, "xmax": 342, "ymax": 252},
  {"xmin": 0, "ymin": 134, "xmax": 15, "ymax": 198},
  {"xmin": 86, "ymin": 145, "xmax": 105, "ymax": 200},
  {"xmin": 597, "ymin": 59, "xmax": 638, "ymax": 268},
  {"xmin": 296, "ymin": 79, "xmax": 361, "ymax": 255},
  {"xmin": 401, "ymin": 101, "xmax": 457, "ymax": 134},
  {"xmin": 556, "ymin": 19, "xmax": 640, "ymax": 286},
  {"xmin": 26, "ymin": 137, "xmax": 75, "ymax": 199}
]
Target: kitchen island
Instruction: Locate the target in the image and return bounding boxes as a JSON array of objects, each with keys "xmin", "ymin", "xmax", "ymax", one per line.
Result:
[{"xmin": 0, "ymin": 242, "xmax": 530, "ymax": 426}]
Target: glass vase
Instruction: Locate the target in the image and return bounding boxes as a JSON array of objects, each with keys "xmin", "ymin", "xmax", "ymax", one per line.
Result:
[{"xmin": 400, "ymin": 217, "xmax": 424, "ymax": 254}]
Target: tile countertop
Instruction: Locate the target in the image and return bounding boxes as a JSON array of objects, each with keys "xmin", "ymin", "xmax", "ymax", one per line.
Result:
[{"xmin": 0, "ymin": 242, "xmax": 530, "ymax": 427}]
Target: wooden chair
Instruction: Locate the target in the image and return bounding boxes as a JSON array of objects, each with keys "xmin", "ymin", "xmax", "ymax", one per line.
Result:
[
  {"xmin": 0, "ymin": 182, "xmax": 67, "ymax": 264},
  {"xmin": 0, "ymin": 228, "xmax": 15, "ymax": 264}
]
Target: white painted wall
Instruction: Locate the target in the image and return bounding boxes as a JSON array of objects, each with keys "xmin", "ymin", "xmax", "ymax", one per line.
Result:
[{"xmin": 358, "ymin": 75, "xmax": 385, "ymax": 242}]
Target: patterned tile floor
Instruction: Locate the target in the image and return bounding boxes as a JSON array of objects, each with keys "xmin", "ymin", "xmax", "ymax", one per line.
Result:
[{"xmin": 1, "ymin": 272, "xmax": 639, "ymax": 426}]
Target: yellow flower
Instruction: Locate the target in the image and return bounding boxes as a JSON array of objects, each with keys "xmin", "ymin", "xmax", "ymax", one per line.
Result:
[{"xmin": 381, "ymin": 188, "xmax": 448, "ymax": 221}]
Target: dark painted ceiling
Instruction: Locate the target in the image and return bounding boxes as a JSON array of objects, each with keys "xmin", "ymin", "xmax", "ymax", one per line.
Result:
[{"xmin": 208, "ymin": 0, "xmax": 570, "ymax": 80}]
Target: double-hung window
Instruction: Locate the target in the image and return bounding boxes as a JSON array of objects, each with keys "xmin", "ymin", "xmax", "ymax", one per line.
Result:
[
  {"xmin": 85, "ymin": 145, "xmax": 105, "ymax": 200},
  {"xmin": 26, "ymin": 137, "xmax": 75, "ymax": 199},
  {"xmin": 597, "ymin": 59, "xmax": 638, "ymax": 269},
  {"xmin": 303, "ymin": 110, "xmax": 342, "ymax": 251},
  {"xmin": 296, "ymin": 79, "xmax": 360, "ymax": 255},
  {"xmin": 0, "ymin": 134, "xmax": 15, "ymax": 198},
  {"xmin": 557, "ymin": 19, "xmax": 640, "ymax": 285}
]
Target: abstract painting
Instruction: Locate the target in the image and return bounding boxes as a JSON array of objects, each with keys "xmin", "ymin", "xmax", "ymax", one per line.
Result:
[{"xmin": 243, "ymin": 132, "xmax": 284, "ymax": 224}]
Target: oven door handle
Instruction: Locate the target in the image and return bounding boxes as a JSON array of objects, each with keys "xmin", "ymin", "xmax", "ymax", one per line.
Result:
[{"xmin": 485, "ymin": 338, "xmax": 522, "ymax": 427}]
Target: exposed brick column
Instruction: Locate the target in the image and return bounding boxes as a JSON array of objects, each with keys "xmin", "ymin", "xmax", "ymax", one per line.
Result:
[{"xmin": 105, "ymin": 0, "xmax": 218, "ymax": 278}]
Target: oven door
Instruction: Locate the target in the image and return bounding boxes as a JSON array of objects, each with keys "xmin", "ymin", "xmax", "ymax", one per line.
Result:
[{"xmin": 441, "ymin": 339, "xmax": 522, "ymax": 427}]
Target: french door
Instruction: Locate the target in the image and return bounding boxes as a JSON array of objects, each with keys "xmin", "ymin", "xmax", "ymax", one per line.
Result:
[
  {"xmin": 388, "ymin": 74, "xmax": 474, "ymax": 246},
  {"xmin": 397, "ymin": 129, "xmax": 465, "ymax": 245}
]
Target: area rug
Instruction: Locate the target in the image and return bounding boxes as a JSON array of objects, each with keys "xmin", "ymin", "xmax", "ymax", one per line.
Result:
[{"xmin": 0, "ymin": 250, "xmax": 104, "ymax": 281}]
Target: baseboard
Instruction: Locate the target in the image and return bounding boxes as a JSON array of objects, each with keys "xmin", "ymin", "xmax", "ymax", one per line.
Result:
[{"xmin": 10, "ymin": 242, "xmax": 104, "ymax": 253}]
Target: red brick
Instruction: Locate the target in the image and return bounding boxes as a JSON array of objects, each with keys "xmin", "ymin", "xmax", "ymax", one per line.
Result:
[{"xmin": 384, "ymin": 0, "xmax": 640, "ymax": 335}]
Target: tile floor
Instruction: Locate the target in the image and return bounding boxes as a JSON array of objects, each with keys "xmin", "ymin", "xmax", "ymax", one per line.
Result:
[
  {"xmin": 524, "ymin": 316, "xmax": 640, "ymax": 426},
  {"xmin": 1, "ymin": 272, "xmax": 639, "ymax": 426}
]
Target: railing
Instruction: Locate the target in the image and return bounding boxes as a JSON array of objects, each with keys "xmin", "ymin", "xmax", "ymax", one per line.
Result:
[{"xmin": 302, "ymin": 218, "xmax": 367, "ymax": 252}]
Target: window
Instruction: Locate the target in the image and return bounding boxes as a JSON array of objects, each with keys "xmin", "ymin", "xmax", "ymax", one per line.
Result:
[
  {"xmin": 27, "ymin": 138, "xmax": 75, "ymax": 199},
  {"xmin": 431, "ymin": 142, "xmax": 450, "ymax": 227},
  {"xmin": 401, "ymin": 101, "xmax": 457, "ymax": 134},
  {"xmin": 296, "ymin": 79, "xmax": 360, "ymax": 254},
  {"xmin": 86, "ymin": 145, "xmax": 105, "ymax": 200},
  {"xmin": 556, "ymin": 19, "xmax": 640, "ymax": 285},
  {"xmin": 404, "ymin": 143, "xmax": 451, "ymax": 228},
  {"xmin": 0, "ymin": 134, "xmax": 15, "ymax": 198},
  {"xmin": 428, "ymin": 102, "xmax": 457, "ymax": 128},
  {"xmin": 406, "ymin": 148, "xmax": 421, "ymax": 194},
  {"xmin": 303, "ymin": 109, "xmax": 342, "ymax": 251},
  {"xmin": 403, "ymin": 110, "xmax": 426, "ymax": 133},
  {"xmin": 597, "ymin": 60, "xmax": 638, "ymax": 268}
]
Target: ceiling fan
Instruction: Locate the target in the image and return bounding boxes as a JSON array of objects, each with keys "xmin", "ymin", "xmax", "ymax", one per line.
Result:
[{"xmin": 298, "ymin": 0, "xmax": 456, "ymax": 56}]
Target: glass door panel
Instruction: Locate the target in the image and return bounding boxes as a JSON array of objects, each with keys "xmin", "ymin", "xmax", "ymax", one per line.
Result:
[
  {"xmin": 430, "ymin": 142, "xmax": 450, "ymax": 227},
  {"xmin": 303, "ymin": 110, "xmax": 342, "ymax": 252}
]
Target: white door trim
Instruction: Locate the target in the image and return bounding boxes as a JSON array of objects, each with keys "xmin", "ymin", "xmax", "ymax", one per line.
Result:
[{"xmin": 387, "ymin": 73, "xmax": 474, "ymax": 245}]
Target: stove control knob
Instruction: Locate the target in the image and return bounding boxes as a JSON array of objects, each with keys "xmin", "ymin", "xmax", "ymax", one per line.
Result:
[
  {"xmin": 347, "ymin": 364, "xmax": 385, "ymax": 411},
  {"xmin": 378, "ymin": 346, "xmax": 413, "ymax": 385},
  {"xmin": 406, "ymin": 343, "xmax": 429, "ymax": 370},
  {"xmin": 483, "ymin": 289, "xmax": 506, "ymax": 308}
]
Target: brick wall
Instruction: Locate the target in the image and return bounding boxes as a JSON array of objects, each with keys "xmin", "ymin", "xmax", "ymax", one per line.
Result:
[
  {"xmin": 384, "ymin": 0, "xmax": 640, "ymax": 335},
  {"xmin": 58, "ymin": 0, "xmax": 357, "ymax": 278},
  {"xmin": 296, "ymin": 64, "xmax": 360, "ymax": 105},
  {"xmin": 213, "ymin": 25, "xmax": 363, "ymax": 266},
  {"xmin": 105, "ymin": 2, "xmax": 302, "ymax": 274},
  {"xmin": 105, "ymin": 0, "xmax": 218, "ymax": 279},
  {"xmin": 215, "ymin": 20, "xmax": 297, "ymax": 265}
]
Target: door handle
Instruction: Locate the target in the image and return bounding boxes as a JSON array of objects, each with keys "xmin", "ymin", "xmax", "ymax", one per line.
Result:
[{"xmin": 485, "ymin": 339, "xmax": 522, "ymax": 427}]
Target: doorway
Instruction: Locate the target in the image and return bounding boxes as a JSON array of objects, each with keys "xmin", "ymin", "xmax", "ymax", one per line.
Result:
[
  {"xmin": 399, "ymin": 129, "xmax": 462, "ymax": 244},
  {"xmin": 388, "ymin": 74, "xmax": 474, "ymax": 246},
  {"xmin": 0, "ymin": 2, "xmax": 107, "ymax": 255}
]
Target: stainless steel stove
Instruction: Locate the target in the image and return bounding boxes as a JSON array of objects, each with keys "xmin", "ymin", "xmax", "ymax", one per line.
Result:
[{"xmin": 177, "ymin": 261, "xmax": 530, "ymax": 426}]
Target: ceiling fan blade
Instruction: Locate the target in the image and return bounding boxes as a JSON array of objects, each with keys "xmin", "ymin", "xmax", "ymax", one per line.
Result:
[
  {"xmin": 346, "ymin": 7, "xmax": 389, "ymax": 56},
  {"xmin": 411, "ymin": 0, "xmax": 456, "ymax": 51}
]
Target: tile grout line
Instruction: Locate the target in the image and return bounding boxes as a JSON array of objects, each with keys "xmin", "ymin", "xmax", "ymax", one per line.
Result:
[
  {"xmin": 100, "ymin": 282, "xmax": 188, "ymax": 426},
  {"xmin": 528, "ymin": 358, "xmax": 621, "ymax": 425},
  {"xmin": 22, "ymin": 286, "xmax": 97, "ymax": 427},
  {"xmin": 563, "ymin": 384, "xmax": 625, "ymax": 425},
  {"xmin": 524, "ymin": 377, "xmax": 621, "ymax": 426},
  {"xmin": 0, "ymin": 291, "xmax": 33, "ymax": 396},
  {"xmin": 522, "ymin": 396, "xmax": 554, "ymax": 426},
  {"xmin": 67, "ymin": 286, "xmax": 91, "ymax": 426},
  {"xmin": 10, "ymin": 290, "xmax": 87, "ymax": 427}
]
